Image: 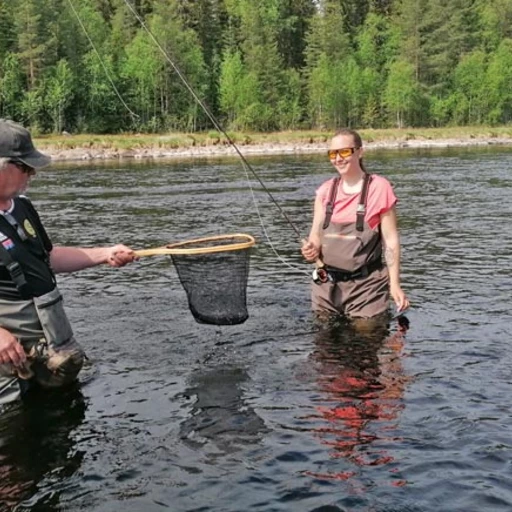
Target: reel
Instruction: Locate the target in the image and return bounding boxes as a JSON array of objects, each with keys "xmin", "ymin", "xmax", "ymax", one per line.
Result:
[{"xmin": 312, "ymin": 266, "xmax": 333, "ymax": 285}]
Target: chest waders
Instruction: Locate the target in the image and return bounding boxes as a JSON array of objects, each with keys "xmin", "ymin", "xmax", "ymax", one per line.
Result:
[
  {"xmin": 0, "ymin": 205, "xmax": 85, "ymax": 403},
  {"xmin": 311, "ymin": 174, "xmax": 390, "ymax": 319}
]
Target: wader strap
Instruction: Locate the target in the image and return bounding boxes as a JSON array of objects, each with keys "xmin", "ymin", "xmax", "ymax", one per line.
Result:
[
  {"xmin": 322, "ymin": 177, "xmax": 340, "ymax": 229},
  {"xmin": 0, "ymin": 239, "xmax": 31, "ymax": 298},
  {"xmin": 0, "ymin": 211, "xmax": 28, "ymax": 241},
  {"xmin": 356, "ymin": 173, "xmax": 372, "ymax": 232}
]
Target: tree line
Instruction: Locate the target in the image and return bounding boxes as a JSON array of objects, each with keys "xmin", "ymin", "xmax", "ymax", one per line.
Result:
[{"xmin": 0, "ymin": 0, "xmax": 511, "ymax": 134}]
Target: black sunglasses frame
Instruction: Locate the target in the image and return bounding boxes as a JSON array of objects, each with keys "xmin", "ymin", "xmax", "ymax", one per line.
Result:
[{"xmin": 9, "ymin": 160, "xmax": 35, "ymax": 174}]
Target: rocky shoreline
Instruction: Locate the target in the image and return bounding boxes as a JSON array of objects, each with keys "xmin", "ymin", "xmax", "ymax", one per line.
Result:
[{"xmin": 44, "ymin": 135, "xmax": 512, "ymax": 162}]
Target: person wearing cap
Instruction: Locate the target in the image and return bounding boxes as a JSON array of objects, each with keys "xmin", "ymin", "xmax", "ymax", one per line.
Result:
[{"xmin": 0, "ymin": 119, "xmax": 136, "ymax": 408}]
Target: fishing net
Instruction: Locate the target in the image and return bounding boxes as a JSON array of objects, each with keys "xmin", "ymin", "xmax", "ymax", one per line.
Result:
[{"xmin": 136, "ymin": 234, "xmax": 255, "ymax": 326}]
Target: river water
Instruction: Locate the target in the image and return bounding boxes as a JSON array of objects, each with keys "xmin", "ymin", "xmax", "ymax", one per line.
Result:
[{"xmin": 1, "ymin": 146, "xmax": 511, "ymax": 512}]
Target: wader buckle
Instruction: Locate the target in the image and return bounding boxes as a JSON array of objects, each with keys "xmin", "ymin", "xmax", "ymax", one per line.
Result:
[{"xmin": 6, "ymin": 261, "xmax": 24, "ymax": 280}]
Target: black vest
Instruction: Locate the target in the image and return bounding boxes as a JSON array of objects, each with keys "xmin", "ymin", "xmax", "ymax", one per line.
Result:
[{"xmin": 0, "ymin": 197, "xmax": 55, "ymax": 300}]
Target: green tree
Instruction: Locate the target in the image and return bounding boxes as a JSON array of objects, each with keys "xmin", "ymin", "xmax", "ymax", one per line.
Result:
[
  {"xmin": 13, "ymin": 0, "xmax": 48, "ymax": 89},
  {"xmin": 356, "ymin": 11, "xmax": 397, "ymax": 127},
  {"xmin": 450, "ymin": 50, "xmax": 488, "ymax": 125},
  {"xmin": 0, "ymin": 0, "xmax": 15, "ymax": 58},
  {"xmin": 45, "ymin": 59, "xmax": 75, "ymax": 133},
  {"xmin": 304, "ymin": 0, "xmax": 353, "ymax": 128},
  {"xmin": 122, "ymin": 29, "xmax": 162, "ymax": 130},
  {"xmin": 393, "ymin": 0, "xmax": 430, "ymax": 82},
  {"xmin": 384, "ymin": 58, "xmax": 418, "ymax": 127},
  {"xmin": 275, "ymin": 0, "xmax": 316, "ymax": 69},
  {"xmin": 0, "ymin": 53, "xmax": 25, "ymax": 120},
  {"xmin": 221, "ymin": 0, "xmax": 302, "ymax": 130},
  {"xmin": 177, "ymin": 0, "xmax": 228, "ymax": 115},
  {"xmin": 485, "ymin": 38, "xmax": 512, "ymax": 124},
  {"xmin": 478, "ymin": 0, "xmax": 512, "ymax": 51},
  {"xmin": 20, "ymin": 87, "xmax": 44, "ymax": 129},
  {"xmin": 219, "ymin": 50, "xmax": 245, "ymax": 127},
  {"xmin": 81, "ymin": 51, "xmax": 124, "ymax": 132}
]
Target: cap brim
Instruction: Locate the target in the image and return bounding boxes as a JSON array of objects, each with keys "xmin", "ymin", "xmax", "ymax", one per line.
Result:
[{"xmin": 18, "ymin": 149, "xmax": 51, "ymax": 169}]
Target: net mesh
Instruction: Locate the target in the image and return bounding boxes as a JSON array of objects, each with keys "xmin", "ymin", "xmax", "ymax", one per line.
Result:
[{"xmin": 169, "ymin": 235, "xmax": 253, "ymax": 325}]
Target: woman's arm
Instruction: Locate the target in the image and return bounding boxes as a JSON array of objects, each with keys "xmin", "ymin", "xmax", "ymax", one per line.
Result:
[
  {"xmin": 301, "ymin": 194, "xmax": 325, "ymax": 262},
  {"xmin": 380, "ymin": 206, "xmax": 409, "ymax": 312},
  {"xmin": 50, "ymin": 245, "xmax": 136, "ymax": 273}
]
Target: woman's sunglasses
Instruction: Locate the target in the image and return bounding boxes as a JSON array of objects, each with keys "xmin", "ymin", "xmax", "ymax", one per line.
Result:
[{"xmin": 327, "ymin": 147, "xmax": 360, "ymax": 160}]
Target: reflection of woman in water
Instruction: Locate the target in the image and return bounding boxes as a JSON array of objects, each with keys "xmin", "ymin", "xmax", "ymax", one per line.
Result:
[
  {"xmin": 0, "ymin": 386, "xmax": 86, "ymax": 509},
  {"xmin": 307, "ymin": 316, "xmax": 410, "ymax": 482}
]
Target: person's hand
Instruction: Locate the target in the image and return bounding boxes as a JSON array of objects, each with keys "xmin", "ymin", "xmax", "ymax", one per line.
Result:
[
  {"xmin": 390, "ymin": 284, "xmax": 410, "ymax": 313},
  {"xmin": 301, "ymin": 239, "xmax": 320, "ymax": 262},
  {"xmin": 0, "ymin": 328, "xmax": 26, "ymax": 367},
  {"xmin": 105, "ymin": 244, "xmax": 137, "ymax": 267}
]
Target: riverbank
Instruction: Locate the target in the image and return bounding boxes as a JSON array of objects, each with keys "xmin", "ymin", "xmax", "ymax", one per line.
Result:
[{"xmin": 35, "ymin": 128, "xmax": 512, "ymax": 162}]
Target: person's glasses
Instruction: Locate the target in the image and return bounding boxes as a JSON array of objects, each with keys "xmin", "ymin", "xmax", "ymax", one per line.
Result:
[
  {"xmin": 10, "ymin": 160, "xmax": 35, "ymax": 175},
  {"xmin": 328, "ymin": 147, "xmax": 360, "ymax": 160}
]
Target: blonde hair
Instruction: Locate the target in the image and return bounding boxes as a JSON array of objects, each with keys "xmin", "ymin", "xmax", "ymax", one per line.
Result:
[{"xmin": 0, "ymin": 158, "xmax": 11, "ymax": 171}]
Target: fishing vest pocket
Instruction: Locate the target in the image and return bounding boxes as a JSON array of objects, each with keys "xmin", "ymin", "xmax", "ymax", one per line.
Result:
[{"xmin": 32, "ymin": 287, "xmax": 74, "ymax": 347}]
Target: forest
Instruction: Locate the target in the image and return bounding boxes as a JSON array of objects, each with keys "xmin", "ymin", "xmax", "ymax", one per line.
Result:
[{"xmin": 0, "ymin": 0, "xmax": 511, "ymax": 134}]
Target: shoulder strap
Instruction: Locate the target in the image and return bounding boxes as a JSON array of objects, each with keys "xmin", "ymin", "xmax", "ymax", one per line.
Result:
[
  {"xmin": 0, "ymin": 235, "xmax": 32, "ymax": 298},
  {"xmin": 322, "ymin": 177, "xmax": 340, "ymax": 230},
  {"xmin": 356, "ymin": 173, "xmax": 372, "ymax": 232}
]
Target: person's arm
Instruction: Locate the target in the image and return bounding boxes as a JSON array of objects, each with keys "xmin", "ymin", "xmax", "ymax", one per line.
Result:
[
  {"xmin": 301, "ymin": 194, "xmax": 325, "ymax": 262},
  {"xmin": 49, "ymin": 245, "xmax": 136, "ymax": 273},
  {"xmin": 380, "ymin": 206, "xmax": 409, "ymax": 312}
]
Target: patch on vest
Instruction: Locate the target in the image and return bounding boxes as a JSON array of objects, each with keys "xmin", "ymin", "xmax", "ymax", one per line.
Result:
[
  {"xmin": 1, "ymin": 238, "xmax": 14, "ymax": 250},
  {"xmin": 23, "ymin": 219, "xmax": 36, "ymax": 237}
]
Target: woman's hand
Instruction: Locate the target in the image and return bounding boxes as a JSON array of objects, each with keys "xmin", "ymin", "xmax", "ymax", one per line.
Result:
[
  {"xmin": 301, "ymin": 239, "xmax": 320, "ymax": 262},
  {"xmin": 390, "ymin": 284, "xmax": 410, "ymax": 313}
]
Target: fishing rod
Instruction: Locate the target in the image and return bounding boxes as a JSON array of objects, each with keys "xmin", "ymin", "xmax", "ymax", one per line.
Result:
[{"xmin": 121, "ymin": 0, "xmax": 305, "ymax": 243}]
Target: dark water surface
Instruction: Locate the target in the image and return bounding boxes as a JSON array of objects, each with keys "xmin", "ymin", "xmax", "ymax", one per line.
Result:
[{"xmin": 1, "ymin": 146, "xmax": 511, "ymax": 512}]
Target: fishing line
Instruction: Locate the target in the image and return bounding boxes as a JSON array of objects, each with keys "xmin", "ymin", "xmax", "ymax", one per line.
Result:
[
  {"xmin": 66, "ymin": 0, "xmax": 139, "ymax": 120},
  {"xmin": 121, "ymin": 0, "xmax": 309, "ymax": 275}
]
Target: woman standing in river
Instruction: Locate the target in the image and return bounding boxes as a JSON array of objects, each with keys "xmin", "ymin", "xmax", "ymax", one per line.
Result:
[{"xmin": 301, "ymin": 128, "xmax": 409, "ymax": 320}]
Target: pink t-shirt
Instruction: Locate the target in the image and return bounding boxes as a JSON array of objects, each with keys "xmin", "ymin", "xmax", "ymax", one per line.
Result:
[{"xmin": 316, "ymin": 174, "xmax": 397, "ymax": 230}]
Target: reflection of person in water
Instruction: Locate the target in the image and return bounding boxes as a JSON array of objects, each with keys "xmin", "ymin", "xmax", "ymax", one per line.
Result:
[
  {"xmin": 307, "ymin": 316, "xmax": 410, "ymax": 481},
  {"xmin": 0, "ymin": 385, "xmax": 86, "ymax": 509},
  {"xmin": 180, "ymin": 365, "xmax": 267, "ymax": 453}
]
